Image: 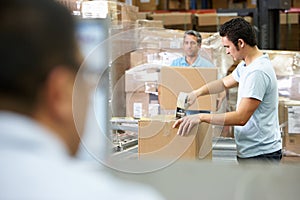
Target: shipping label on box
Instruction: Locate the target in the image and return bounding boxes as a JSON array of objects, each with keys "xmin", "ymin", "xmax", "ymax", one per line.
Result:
[
  {"xmin": 138, "ymin": 116, "xmax": 212, "ymax": 160},
  {"xmin": 290, "ymin": 76, "xmax": 300, "ymax": 101},
  {"xmin": 126, "ymin": 92, "xmax": 159, "ymax": 118},
  {"xmin": 126, "ymin": 92, "xmax": 150, "ymax": 118},
  {"xmin": 288, "ymin": 106, "xmax": 300, "ymax": 134},
  {"xmin": 278, "ymin": 99, "xmax": 300, "ymax": 135}
]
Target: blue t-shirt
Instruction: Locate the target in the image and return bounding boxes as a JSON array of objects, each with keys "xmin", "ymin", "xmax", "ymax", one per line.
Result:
[
  {"xmin": 232, "ymin": 54, "xmax": 282, "ymax": 158},
  {"xmin": 171, "ymin": 55, "xmax": 214, "ymax": 67}
]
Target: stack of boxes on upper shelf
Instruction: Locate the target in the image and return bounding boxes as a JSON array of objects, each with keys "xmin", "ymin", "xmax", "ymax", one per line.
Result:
[
  {"xmin": 269, "ymin": 50, "xmax": 300, "ymax": 163},
  {"xmin": 58, "ymin": 0, "xmax": 300, "ymax": 50}
]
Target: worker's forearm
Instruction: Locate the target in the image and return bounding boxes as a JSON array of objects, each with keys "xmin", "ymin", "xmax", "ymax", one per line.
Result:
[
  {"xmin": 200, "ymin": 111, "xmax": 246, "ymax": 126},
  {"xmin": 193, "ymin": 79, "xmax": 225, "ymax": 97}
]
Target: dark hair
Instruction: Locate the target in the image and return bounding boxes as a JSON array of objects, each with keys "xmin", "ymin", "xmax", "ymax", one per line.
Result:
[
  {"xmin": 219, "ymin": 17, "xmax": 257, "ymax": 48},
  {"xmin": 0, "ymin": 0, "xmax": 80, "ymax": 112},
  {"xmin": 184, "ymin": 30, "xmax": 202, "ymax": 44}
]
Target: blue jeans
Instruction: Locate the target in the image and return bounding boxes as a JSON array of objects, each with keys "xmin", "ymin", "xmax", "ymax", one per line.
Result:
[{"xmin": 237, "ymin": 149, "xmax": 282, "ymax": 164}]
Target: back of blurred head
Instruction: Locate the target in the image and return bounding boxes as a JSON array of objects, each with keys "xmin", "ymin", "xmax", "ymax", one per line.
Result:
[{"xmin": 0, "ymin": 0, "xmax": 84, "ymax": 155}]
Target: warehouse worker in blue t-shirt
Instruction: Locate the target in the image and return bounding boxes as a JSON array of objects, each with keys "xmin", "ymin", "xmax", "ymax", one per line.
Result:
[
  {"xmin": 170, "ymin": 30, "xmax": 214, "ymax": 67},
  {"xmin": 173, "ymin": 18, "xmax": 282, "ymax": 164}
]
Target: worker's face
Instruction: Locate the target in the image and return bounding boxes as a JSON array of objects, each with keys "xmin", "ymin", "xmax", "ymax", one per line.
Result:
[
  {"xmin": 222, "ymin": 36, "xmax": 241, "ymax": 61},
  {"xmin": 183, "ymin": 34, "xmax": 200, "ymax": 57}
]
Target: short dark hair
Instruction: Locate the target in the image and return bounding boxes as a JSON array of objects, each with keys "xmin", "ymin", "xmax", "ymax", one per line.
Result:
[
  {"xmin": 184, "ymin": 30, "xmax": 202, "ymax": 44},
  {"xmin": 219, "ymin": 17, "xmax": 257, "ymax": 48},
  {"xmin": 0, "ymin": 0, "xmax": 80, "ymax": 112}
]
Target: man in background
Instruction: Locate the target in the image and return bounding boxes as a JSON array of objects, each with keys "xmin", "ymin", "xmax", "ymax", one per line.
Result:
[
  {"xmin": 171, "ymin": 30, "xmax": 214, "ymax": 67},
  {"xmin": 0, "ymin": 0, "xmax": 164, "ymax": 199}
]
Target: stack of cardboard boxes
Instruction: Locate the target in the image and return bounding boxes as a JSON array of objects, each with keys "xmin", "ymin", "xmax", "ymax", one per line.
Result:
[
  {"xmin": 279, "ymin": 98, "xmax": 300, "ymax": 163},
  {"xmin": 119, "ymin": 29, "xmax": 230, "ymax": 160},
  {"xmin": 134, "ymin": 67, "xmax": 218, "ymax": 160},
  {"xmin": 266, "ymin": 50, "xmax": 300, "ymax": 163},
  {"xmin": 125, "ymin": 64, "xmax": 160, "ymax": 118}
]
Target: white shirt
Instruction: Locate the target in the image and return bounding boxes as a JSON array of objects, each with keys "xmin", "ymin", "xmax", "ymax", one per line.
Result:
[{"xmin": 0, "ymin": 111, "xmax": 164, "ymax": 200}]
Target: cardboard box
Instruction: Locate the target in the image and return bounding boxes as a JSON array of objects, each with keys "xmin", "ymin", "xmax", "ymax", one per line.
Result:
[
  {"xmin": 130, "ymin": 49, "xmax": 162, "ymax": 67},
  {"xmin": 159, "ymin": 67, "xmax": 218, "ymax": 111},
  {"xmin": 126, "ymin": 92, "xmax": 159, "ymax": 118},
  {"xmin": 135, "ymin": 0, "xmax": 157, "ymax": 11},
  {"xmin": 149, "ymin": 13, "xmax": 192, "ymax": 26},
  {"xmin": 278, "ymin": 98, "xmax": 300, "ymax": 163},
  {"xmin": 136, "ymin": 19, "xmax": 164, "ymax": 28},
  {"xmin": 290, "ymin": 75, "xmax": 300, "ymax": 100},
  {"xmin": 218, "ymin": 15, "xmax": 239, "ymax": 24},
  {"xmin": 136, "ymin": 28, "xmax": 185, "ymax": 49},
  {"xmin": 126, "ymin": 92, "xmax": 149, "ymax": 118},
  {"xmin": 285, "ymin": 135, "xmax": 300, "ymax": 152},
  {"xmin": 137, "ymin": 12, "xmax": 149, "ymax": 19},
  {"xmin": 293, "ymin": 0, "xmax": 300, "ymax": 7},
  {"xmin": 212, "ymin": 0, "xmax": 228, "ymax": 9},
  {"xmin": 195, "ymin": 13, "xmax": 242, "ymax": 26},
  {"xmin": 278, "ymin": 99, "xmax": 300, "ymax": 161},
  {"xmin": 168, "ymin": 0, "xmax": 189, "ymax": 10},
  {"xmin": 125, "ymin": 65, "xmax": 159, "ymax": 92},
  {"xmin": 195, "ymin": 13, "xmax": 218, "ymax": 26},
  {"xmin": 263, "ymin": 50, "xmax": 297, "ymax": 76},
  {"xmin": 138, "ymin": 116, "xmax": 212, "ymax": 160},
  {"xmin": 278, "ymin": 98, "xmax": 300, "ymax": 133},
  {"xmin": 120, "ymin": 3, "xmax": 138, "ymax": 22},
  {"xmin": 280, "ymin": 13, "xmax": 299, "ymax": 24},
  {"xmin": 247, "ymin": 0, "xmax": 256, "ymax": 8},
  {"xmin": 282, "ymin": 134, "xmax": 300, "ymax": 163},
  {"xmin": 81, "ymin": 1, "xmax": 138, "ymax": 22}
]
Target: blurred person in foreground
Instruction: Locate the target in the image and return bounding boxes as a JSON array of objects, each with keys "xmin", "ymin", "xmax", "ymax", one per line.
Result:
[
  {"xmin": 170, "ymin": 30, "xmax": 214, "ymax": 67},
  {"xmin": 173, "ymin": 18, "xmax": 282, "ymax": 164},
  {"xmin": 0, "ymin": 0, "xmax": 164, "ymax": 199}
]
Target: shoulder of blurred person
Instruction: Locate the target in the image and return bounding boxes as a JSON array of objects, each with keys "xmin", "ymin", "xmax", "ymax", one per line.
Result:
[
  {"xmin": 0, "ymin": 0, "xmax": 164, "ymax": 199},
  {"xmin": 0, "ymin": 111, "xmax": 163, "ymax": 200}
]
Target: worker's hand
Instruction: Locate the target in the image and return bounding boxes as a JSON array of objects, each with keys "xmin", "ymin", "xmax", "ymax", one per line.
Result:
[
  {"xmin": 172, "ymin": 114, "xmax": 202, "ymax": 136},
  {"xmin": 185, "ymin": 91, "xmax": 197, "ymax": 108}
]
